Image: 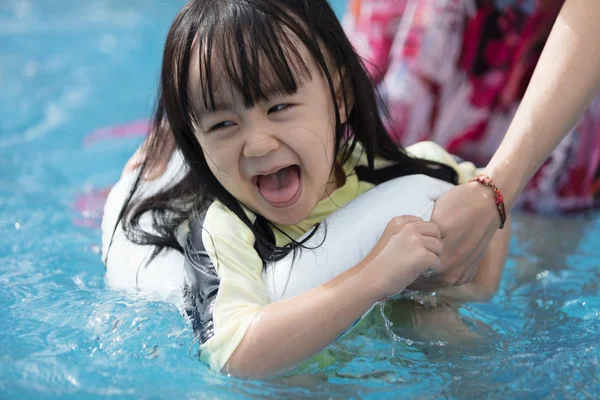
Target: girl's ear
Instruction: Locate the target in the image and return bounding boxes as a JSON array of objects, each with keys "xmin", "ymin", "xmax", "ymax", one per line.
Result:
[{"xmin": 334, "ymin": 70, "xmax": 354, "ymax": 125}]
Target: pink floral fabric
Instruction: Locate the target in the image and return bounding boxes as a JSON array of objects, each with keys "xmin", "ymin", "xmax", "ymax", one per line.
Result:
[{"xmin": 343, "ymin": 0, "xmax": 600, "ymax": 212}]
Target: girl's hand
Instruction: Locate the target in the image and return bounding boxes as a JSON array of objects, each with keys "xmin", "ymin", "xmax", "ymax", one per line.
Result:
[{"xmin": 366, "ymin": 216, "xmax": 444, "ymax": 299}]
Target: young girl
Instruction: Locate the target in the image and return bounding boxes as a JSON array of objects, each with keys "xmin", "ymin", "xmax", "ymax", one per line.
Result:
[{"xmin": 103, "ymin": 0, "xmax": 510, "ymax": 377}]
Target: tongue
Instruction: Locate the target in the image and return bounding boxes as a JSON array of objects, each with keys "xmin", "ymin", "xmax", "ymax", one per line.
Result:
[{"xmin": 257, "ymin": 165, "xmax": 300, "ymax": 205}]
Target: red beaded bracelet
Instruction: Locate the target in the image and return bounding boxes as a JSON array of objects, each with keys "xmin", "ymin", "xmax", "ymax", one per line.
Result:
[{"xmin": 468, "ymin": 174, "xmax": 507, "ymax": 229}]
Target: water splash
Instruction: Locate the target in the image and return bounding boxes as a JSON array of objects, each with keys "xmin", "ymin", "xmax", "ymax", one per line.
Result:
[{"xmin": 379, "ymin": 301, "xmax": 420, "ymax": 346}]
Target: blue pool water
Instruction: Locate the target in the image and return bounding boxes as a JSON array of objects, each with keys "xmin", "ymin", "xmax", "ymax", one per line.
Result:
[{"xmin": 2, "ymin": 1, "xmax": 600, "ymax": 398}]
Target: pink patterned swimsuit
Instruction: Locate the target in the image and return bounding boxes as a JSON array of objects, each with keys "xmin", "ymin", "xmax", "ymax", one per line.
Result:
[{"xmin": 343, "ymin": 0, "xmax": 600, "ymax": 212}]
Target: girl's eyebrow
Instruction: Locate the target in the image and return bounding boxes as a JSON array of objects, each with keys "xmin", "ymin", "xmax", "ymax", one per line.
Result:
[
  {"xmin": 261, "ymin": 84, "xmax": 302, "ymax": 100},
  {"xmin": 204, "ymin": 100, "xmax": 234, "ymax": 113},
  {"xmin": 199, "ymin": 86, "xmax": 303, "ymax": 115}
]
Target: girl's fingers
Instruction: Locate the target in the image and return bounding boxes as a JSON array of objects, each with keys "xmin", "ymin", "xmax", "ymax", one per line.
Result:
[
  {"xmin": 390, "ymin": 215, "xmax": 423, "ymax": 231},
  {"xmin": 413, "ymin": 221, "xmax": 442, "ymax": 240},
  {"xmin": 422, "ymin": 236, "xmax": 443, "ymax": 257}
]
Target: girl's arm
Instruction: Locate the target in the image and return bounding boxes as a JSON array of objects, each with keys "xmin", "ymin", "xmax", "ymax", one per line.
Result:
[
  {"xmin": 225, "ymin": 255, "xmax": 382, "ymax": 377},
  {"xmin": 223, "ymin": 216, "xmax": 443, "ymax": 378},
  {"xmin": 427, "ymin": 0, "xmax": 600, "ymax": 287}
]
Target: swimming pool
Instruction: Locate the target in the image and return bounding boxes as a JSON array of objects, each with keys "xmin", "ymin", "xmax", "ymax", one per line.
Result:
[{"xmin": 2, "ymin": 0, "xmax": 600, "ymax": 398}]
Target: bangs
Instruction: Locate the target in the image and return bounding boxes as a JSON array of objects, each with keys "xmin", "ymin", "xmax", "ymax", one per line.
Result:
[{"xmin": 190, "ymin": 2, "xmax": 315, "ymax": 113}]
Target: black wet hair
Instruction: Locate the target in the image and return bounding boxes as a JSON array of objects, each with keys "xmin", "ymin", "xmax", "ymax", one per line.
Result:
[{"xmin": 109, "ymin": 0, "xmax": 458, "ymax": 266}]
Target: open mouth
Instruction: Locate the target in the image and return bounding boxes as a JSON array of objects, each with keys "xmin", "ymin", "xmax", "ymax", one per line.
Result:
[{"xmin": 251, "ymin": 165, "xmax": 302, "ymax": 208}]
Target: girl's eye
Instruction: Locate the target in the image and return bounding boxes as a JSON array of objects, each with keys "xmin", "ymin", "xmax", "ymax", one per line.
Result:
[
  {"xmin": 209, "ymin": 121, "xmax": 235, "ymax": 131},
  {"xmin": 268, "ymin": 104, "xmax": 292, "ymax": 114}
]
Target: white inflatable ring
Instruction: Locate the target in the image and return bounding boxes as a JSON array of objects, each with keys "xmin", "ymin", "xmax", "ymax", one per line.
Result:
[{"xmin": 102, "ymin": 152, "xmax": 453, "ymax": 304}]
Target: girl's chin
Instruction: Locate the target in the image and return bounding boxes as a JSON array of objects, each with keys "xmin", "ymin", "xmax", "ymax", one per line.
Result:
[
  {"xmin": 238, "ymin": 198, "xmax": 309, "ymax": 225},
  {"xmin": 264, "ymin": 209, "xmax": 309, "ymax": 226},
  {"xmin": 255, "ymin": 189, "xmax": 311, "ymax": 225},
  {"xmin": 259, "ymin": 198, "xmax": 312, "ymax": 226}
]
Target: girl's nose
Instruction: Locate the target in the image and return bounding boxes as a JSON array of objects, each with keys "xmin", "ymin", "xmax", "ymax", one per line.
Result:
[{"xmin": 242, "ymin": 129, "xmax": 280, "ymax": 158}]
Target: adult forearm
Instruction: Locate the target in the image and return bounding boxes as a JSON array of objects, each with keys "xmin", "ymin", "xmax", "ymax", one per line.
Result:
[
  {"xmin": 485, "ymin": 0, "xmax": 600, "ymax": 210},
  {"xmin": 224, "ymin": 260, "xmax": 389, "ymax": 377}
]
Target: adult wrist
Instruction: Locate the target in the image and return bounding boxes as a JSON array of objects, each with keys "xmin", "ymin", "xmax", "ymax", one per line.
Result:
[
  {"xmin": 483, "ymin": 161, "xmax": 525, "ymax": 213},
  {"xmin": 468, "ymin": 175, "xmax": 507, "ymax": 229}
]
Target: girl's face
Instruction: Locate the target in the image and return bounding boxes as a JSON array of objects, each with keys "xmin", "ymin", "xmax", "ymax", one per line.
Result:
[{"xmin": 188, "ymin": 42, "xmax": 345, "ymax": 225}]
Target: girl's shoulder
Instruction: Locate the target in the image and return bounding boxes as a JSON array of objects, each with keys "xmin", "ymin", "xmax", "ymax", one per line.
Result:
[
  {"xmin": 185, "ymin": 200, "xmax": 261, "ymax": 275},
  {"xmin": 196, "ymin": 200, "xmax": 256, "ymax": 243}
]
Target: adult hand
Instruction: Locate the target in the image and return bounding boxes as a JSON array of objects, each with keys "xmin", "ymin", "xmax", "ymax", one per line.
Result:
[{"xmin": 409, "ymin": 181, "xmax": 502, "ymax": 290}]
